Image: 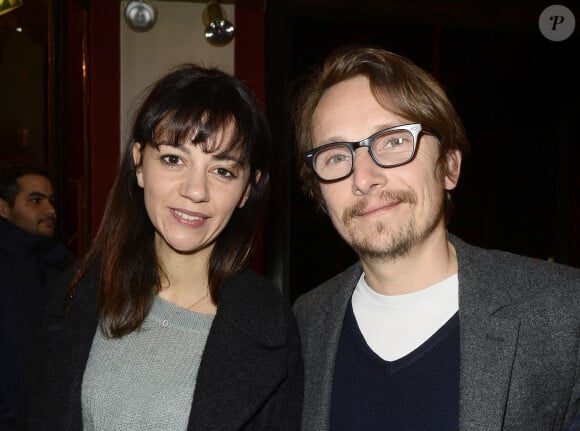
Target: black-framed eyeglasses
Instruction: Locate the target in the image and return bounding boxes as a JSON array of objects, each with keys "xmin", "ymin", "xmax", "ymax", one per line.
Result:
[{"xmin": 303, "ymin": 123, "xmax": 431, "ymax": 182}]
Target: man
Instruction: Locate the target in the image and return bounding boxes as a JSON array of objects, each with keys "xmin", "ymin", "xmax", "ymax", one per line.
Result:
[
  {"xmin": 292, "ymin": 46, "xmax": 580, "ymax": 431},
  {"xmin": 0, "ymin": 160, "xmax": 74, "ymax": 430}
]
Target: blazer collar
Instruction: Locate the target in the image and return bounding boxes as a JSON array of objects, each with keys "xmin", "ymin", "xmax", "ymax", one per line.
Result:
[{"xmin": 450, "ymin": 234, "xmax": 520, "ymax": 431}]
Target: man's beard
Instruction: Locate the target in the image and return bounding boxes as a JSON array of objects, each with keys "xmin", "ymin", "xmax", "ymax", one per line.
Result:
[{"xmin": 340, "ymin": 189, "xmax": 444, "ymax": 262}]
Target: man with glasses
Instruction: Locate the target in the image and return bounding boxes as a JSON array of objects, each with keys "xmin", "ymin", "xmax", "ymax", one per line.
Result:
[{"xmin": 292, "ymin": 46, "xmax": 580, "ymax": 431}]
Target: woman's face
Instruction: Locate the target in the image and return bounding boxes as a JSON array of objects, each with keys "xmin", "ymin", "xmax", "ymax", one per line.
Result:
[{"xmin": 133, "ymin": 123, "xmax": 254, "ymax": 260}]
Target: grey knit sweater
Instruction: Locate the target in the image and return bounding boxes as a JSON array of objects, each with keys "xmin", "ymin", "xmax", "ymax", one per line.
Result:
[{"xmin": 81, "ymin": 296, "xmax": 214, "ymax": 431}]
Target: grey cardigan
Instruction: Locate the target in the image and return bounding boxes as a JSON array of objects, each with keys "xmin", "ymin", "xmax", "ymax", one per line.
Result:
[{"xmin": 294, "ymin": 234, "xmax": 580, "ymax": 431}]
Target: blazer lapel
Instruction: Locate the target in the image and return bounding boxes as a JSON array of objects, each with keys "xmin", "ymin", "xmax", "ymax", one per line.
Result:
[
  {"xmin": 453, "ymin": 236, "xmax": 520, "ymax": 431},
  {"xmin": 298, "ymin": 263, "xmax": 362, "ymax": 431},
  {"xmin": 459, "ymin": 308, "xmax": 520, "ymax": 431}
]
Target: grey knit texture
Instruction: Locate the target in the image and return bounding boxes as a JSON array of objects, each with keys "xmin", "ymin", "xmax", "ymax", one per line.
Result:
[{"xmin": 81, "ymin": 296, "xmax": 214, "ymax": 431}]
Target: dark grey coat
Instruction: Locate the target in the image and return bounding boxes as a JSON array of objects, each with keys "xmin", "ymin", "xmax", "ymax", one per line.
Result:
[
  {"xmin": 22, "ymin": 267, "xmax": 303, "ymax": 430},
  {"xmin": 294, "ymin": 234, "xmax": 580, "ymax": 431}
]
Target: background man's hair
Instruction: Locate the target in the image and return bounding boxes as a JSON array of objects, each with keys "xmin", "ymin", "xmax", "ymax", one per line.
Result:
[{"xmin": 0, "ymin": 159, "xmax": 50, "ymax": 206}]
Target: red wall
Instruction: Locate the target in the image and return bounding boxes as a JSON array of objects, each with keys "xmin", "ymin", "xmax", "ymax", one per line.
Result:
[{"xmin": 88, "ymin": 0, "xmax": 120, "ymax": 238}]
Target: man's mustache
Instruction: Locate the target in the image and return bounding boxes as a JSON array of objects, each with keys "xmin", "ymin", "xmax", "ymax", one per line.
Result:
[
  {"xmin": 39, "ymin": 215, "xmax": 56, "ymax": 224},
  {"xmin": 343, "ymin": 190, "xmax": 417, "ymax": 221}
]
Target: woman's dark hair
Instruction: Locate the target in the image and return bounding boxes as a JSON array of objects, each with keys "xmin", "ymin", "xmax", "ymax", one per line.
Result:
[{"xmin": 71, "ymin": 64, "xmax": 271, "ymax": 337}]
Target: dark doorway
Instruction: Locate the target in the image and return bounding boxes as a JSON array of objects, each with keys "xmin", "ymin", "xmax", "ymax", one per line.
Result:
[{"xmin": 264, "ymin": 1, "xmax": 580, "ymax": 301}]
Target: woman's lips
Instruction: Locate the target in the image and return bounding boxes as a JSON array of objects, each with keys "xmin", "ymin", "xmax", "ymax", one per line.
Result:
[{"xmin": 171, "ymin": 208, "xmax": 208, "ymax": 225}]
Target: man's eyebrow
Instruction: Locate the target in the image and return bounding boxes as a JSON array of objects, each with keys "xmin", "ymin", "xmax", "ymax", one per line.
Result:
[
  {"xmin": 27, "ymin": 191, "xmax": 51, "ymax": 199},
  {"xmin": 323, "ymin": 124, "xmax": 403, "ymax": 145}
]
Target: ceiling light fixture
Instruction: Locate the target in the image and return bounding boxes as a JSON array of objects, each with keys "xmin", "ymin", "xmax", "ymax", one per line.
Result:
[
  {"xmin": 124, "ymin": 0, "xmax": 158, "ymax": 32},
  {"xmin": 202, "ymin": 0, "xmax": 234, "ymax": 46}
]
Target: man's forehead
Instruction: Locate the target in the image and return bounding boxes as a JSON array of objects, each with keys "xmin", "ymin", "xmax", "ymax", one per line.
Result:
[{"xmin": 17, "ymin": 174, "xmax": 54, "ymax": 195}]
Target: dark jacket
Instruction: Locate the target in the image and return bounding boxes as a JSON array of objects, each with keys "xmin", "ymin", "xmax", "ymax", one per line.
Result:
[
  {"xmin": 294, "ymin": 234, "xmax": 580, "ymax": 431},
  {"xmin": 0, "ymin": 217, "xmax": 74, "ymax": 430},
  {"xmin": 22, "ymin": 266, "xmax": 303, "ymax": 430}
]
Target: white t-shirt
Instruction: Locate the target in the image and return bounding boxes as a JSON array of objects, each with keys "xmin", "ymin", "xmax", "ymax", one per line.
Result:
[{"xmin": 352, "ymin": 273, "xmax": 458, "ymax": 361}]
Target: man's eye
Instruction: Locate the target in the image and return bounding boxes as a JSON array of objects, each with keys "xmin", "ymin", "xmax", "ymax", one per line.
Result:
[
  {"xmin": 385, "ymin": 137, "xmax": 406, "ymax": 148},
  {"xmin": 322, "ymin": 152, "xmax": 350, "ymax": 166},
  {"xmin": 374, "ymin": 133, "xmax": 410, "ymax": 152},
  {"xmin": 330, "ymin": 154, "xmax": 348, "ymax": 164}
]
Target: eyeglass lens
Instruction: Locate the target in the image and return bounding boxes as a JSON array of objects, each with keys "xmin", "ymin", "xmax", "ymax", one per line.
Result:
[{"xmin": 313, "ymin": 129, "xmax": 415, "ymax": 180}]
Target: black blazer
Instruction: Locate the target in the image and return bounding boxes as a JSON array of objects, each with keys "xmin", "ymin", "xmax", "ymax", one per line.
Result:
[{"xmin": 22, "ymin": 267, "xmax": 303, "ymax": 430}]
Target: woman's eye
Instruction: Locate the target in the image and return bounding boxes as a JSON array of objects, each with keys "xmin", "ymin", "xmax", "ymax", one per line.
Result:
[
  {"xmin": 161, "ymin": 155, "xmax": 182, "ymax": 166},
  {"xmin": 215, "ymin": 167, "xmax": 236, "ymax": 178}
]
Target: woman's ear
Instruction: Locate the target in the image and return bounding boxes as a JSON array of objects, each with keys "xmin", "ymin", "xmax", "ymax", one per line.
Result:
[
  {"xmin": 444, "ymin": 150, "xmax": 462, "ymax": 191},
  {"xmin": 133, "ymin": 143, "xmax": 144, "ymax": 188},
  {"xmin": 238, "ymin": 170, "xmax": 261, "ymax": 208}
]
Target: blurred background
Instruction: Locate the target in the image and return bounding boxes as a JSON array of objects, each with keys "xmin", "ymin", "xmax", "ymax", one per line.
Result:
[{"xmin": 1, "ymin": 0, "xmax": 578, "ymax": 301}]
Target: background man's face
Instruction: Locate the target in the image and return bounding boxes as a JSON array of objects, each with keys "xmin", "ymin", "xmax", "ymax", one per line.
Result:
[{"xmin": 1, "ymin": 174, "xmax": 56, "ymax": 237}]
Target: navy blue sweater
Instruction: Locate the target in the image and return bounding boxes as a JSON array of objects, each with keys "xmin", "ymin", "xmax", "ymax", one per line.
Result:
[{"xmin": 330, "ymin": 302, "xmax": 460, "ymax": 431}]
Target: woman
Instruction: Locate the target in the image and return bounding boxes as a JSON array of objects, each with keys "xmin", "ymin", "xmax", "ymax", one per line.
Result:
[{"xmin": 23, "ymin": 64, "xmax": 303, "ymax": 430}]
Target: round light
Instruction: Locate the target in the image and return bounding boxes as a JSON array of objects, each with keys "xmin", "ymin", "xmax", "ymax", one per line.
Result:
[
  {"xmin": 204, "ymin": 19, "xmax": 235, "ymax": 46},
  {"xmin": 124, "ymin": 0, "xmax": 157, "ymax": 33},
  {"xmin": 202, "ymin": 0, "xmax": 235, "ymax": 46}
]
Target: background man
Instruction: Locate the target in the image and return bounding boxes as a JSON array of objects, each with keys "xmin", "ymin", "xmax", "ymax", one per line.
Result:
[
  {"xmin": 0, "ymin": 160, "xmax": 74, "ymax": 430},
  {"xmin": 292, "ymin": 46, "xmax": 580, "ymax": 431}
]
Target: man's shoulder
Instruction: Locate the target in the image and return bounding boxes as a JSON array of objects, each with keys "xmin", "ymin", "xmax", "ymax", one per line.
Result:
[
  {"xmin": 41, "ymin": 240, "xmax": 76, "ymax": 268},
  {"xmin": 294, "ymin": 261, "xmax": 362, "ymax": 312},
  {"xmin": 452, "ymin": 234, "xmax": 580, "ymax": 278},
  {"xmin": 451, "ymin": 234, "xmax": 580, "ymax": 304}
]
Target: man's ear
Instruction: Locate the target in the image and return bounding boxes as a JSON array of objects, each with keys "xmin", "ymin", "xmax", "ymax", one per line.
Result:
[
  {"xmin": 238, "ymin": 170, "xmax": 261, "ymax": 208},
  {"xmin": 444, "ymin": 150, "xmax": 462, "ymax": 191},
  {"xmin": 0, "ymin": 198, "xmax": 11, "ymax": 219},
  {"xmin": 132, "ymin": 143, "xmax": 144, "ymax": 188}
]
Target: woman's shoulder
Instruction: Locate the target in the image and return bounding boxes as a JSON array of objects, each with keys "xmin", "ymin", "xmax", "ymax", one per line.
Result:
[
  {"xmin": 222, "ymin": 268, "xmax": 283, "ymax": 302},
  {"xmin": 217, "ymin": 268, "xmax": 295, "ymax": 347}
]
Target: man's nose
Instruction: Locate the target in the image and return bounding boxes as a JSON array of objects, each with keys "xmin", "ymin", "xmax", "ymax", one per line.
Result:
[
  {"xmin": 351, "ymin": 149, "xmax": 387, "ymax": 195},
  {"xmin": 45, "ymin": 201, "xmax": 56, "ymax": 217}
]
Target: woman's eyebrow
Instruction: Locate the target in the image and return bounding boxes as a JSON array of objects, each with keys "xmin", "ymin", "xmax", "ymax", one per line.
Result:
[
  {"xmin": 213, "ymin": 151, "xmax": 243, "ymax": 164},
  {"xmin": 159, "ymin": 141, "xmax": 243, "ymax": 164},
  {"xmin": 157, "ymin": 142, "xmax": 191, "ymax": 154}
]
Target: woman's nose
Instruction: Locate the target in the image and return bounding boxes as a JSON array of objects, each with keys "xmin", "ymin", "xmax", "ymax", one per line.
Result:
[{"xmin": 180, "ymin": 170, "xmax": 210, "ymax": 202}]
